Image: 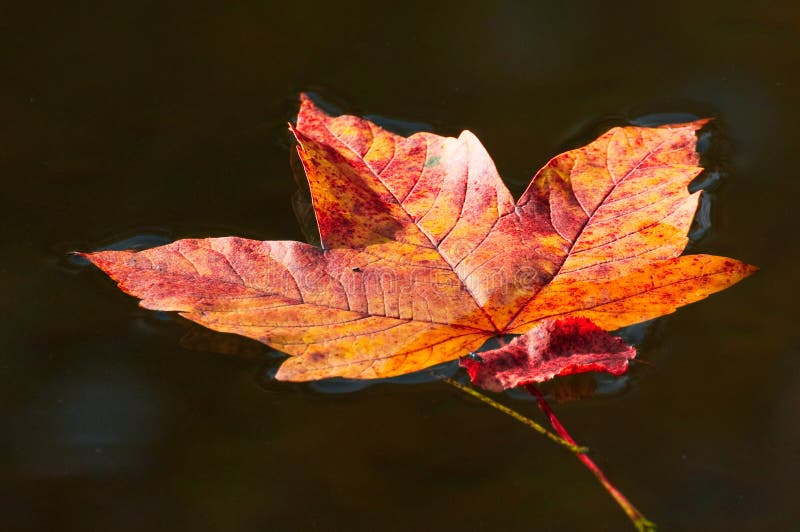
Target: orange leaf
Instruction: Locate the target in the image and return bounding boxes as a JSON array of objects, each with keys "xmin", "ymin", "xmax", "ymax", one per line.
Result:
[{"xmin": 83, "ymin": 95, "xmax": 756, "ymax": 381}]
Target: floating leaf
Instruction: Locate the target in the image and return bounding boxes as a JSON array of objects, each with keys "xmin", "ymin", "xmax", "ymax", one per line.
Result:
[{"xmin": 83, "ymin": 96, "xmax": 756, "ymax": 381}]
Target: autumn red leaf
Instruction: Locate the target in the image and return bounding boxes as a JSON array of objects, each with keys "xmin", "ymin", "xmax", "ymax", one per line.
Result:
[
  {"xmin": 459, "ymin": 317, "xmax": 636, "ymax": 392},
  {"xmin": 82, "ymin": 95, "xmax": 756, "ymax": 381}
]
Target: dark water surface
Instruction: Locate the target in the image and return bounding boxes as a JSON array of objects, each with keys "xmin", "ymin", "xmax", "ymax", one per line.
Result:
[{"xmin": 3, "ymin": 2, "xmax": 799, "ymax": 530}]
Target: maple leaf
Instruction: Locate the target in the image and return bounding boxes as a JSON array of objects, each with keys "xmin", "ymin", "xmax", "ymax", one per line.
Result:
[
  {"xmin": 459, "ymin": 317, "xmax": 636, "ymax": 392},
  {"xmin": 82, "ymin": 95, "xmax": 756, "ymax": 381}
]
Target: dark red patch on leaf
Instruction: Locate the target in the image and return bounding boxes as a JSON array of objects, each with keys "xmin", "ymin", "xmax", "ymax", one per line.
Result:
[{"xmin": 460, "ymin": 318, "xmax": 636, "ymax": 392}]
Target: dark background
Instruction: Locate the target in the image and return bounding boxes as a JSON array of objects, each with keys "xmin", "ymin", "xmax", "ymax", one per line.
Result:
[{"xmin": 2, "ymin": 1, "xmax": 798, "ymax": 530}]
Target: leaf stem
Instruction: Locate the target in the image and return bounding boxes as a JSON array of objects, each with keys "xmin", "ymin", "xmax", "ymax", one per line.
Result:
[
  {"xmin": 441, "ymin": 376, "xmax": 587, "ymax": 454},
  {"xmin": 524, "ymin": 384, "xmax": 656, "ymax": 532}
]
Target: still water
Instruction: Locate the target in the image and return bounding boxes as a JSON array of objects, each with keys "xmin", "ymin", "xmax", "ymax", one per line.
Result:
[{"xmin": 3, "ymin": 1, "xmax": 799, "ymax": 530}]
